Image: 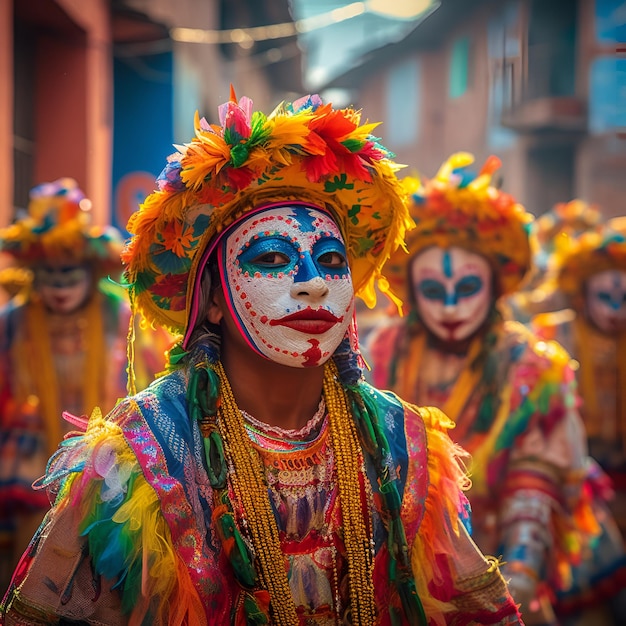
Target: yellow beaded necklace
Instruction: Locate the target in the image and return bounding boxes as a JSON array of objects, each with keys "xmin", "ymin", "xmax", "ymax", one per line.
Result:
[{"xmin": 213, "ymin": 359, "xmax": 376, "ymax": 624}]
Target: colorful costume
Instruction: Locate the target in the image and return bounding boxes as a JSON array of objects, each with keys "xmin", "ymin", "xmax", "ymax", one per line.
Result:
[
  {"xmin": 0, "ymin": 179, "xmax": 168, "ymax": 592},
  {"xmin": 534, "ymin": 218, "xmax": 626, "ymax": 542},
  {"xmin": 368, "ymin": 154, "xmax": 626, "ymax": 625},
  {"xmin": 1, "ymin": 94, "xmax": 521, "ymax": 624}
]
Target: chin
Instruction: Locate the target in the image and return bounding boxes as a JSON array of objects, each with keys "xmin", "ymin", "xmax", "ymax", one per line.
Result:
[{"xmin": 426, "ymin": 325, "xmax": 487, "ymax": 355}]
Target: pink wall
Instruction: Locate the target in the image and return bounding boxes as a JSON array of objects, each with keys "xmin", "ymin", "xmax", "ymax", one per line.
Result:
[
  {"xmin": 0, "ymin": 0, "xmax": 13, "ymax": 229},
  {"xmin": 1, "ymin": 0, "xmax": 113, "ymax": 228},
  {"xmin": 34, "ymin": 36, "xmax": 89, "ymax": 190}
]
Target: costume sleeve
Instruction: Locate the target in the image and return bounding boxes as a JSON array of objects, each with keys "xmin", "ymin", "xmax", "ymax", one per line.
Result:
[
  {"xmin": 408, "ymin": 406, "xmax": 523, "ymax": 626},
  {"xmin": 496, "ymin": 338, "xmax": 598, "ymax": 604},
  {"xmin": 0, "ymin": 406, "xmax": 206, "ymax": 626}
]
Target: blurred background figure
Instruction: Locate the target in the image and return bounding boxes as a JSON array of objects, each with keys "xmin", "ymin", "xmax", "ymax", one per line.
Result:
[
  {"xmin": 0, "ymin": 178, "xmax": 167, "ymax": 593},
  {"xmin": 367, "ymin": 153, "xmax": 626, "ymax": 625},
  {"xmin": 507, "ymin": 199, "xmax": 603, "ymax": 323},
  {"xmin": 532, "ymin": 216, "xmax": 626, "ymax": 546}
]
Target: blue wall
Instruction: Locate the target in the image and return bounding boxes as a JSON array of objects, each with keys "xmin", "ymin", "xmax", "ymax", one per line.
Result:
[{"xmin": 112, "ymin": 51, "xmax": 174, "ymax": 234}]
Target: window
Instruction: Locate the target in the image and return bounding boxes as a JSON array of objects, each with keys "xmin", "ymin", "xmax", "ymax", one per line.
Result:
[
  {"xmin": 449, "ymin": 37, "xmax": 472, "ymax": 98},
  {"xmin": 386, "ymin": 58, "xmax": 420, "ymax": 146},
  {"xmin": 589, "ymin": 56, "xmax": 626, "ymax": 134},
  {"xmin": 595, "ymin": 0, "xmax": 626, "ymax": 45}
]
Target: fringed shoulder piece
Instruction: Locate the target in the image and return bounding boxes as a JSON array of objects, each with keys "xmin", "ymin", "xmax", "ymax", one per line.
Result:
[
  {"xmin": 42, "ymin": 407, "xmax": 207, "ymax": 626},
  {"xmin": 404, "ymin": 405, "xmax": 521, "ymax": 625}
]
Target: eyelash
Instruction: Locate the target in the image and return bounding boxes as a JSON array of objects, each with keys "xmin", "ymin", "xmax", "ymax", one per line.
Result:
[{"xmin": 246, "ymin": 244, "xmax": 347, "ymax": 268}]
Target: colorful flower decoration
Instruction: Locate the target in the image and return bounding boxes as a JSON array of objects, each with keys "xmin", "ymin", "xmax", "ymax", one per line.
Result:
[
  {"xmin": 555, "ymin": 216, "xmax": 626, "ymax": 302},
  {"xmin": 0, "ymin": 178, "xmax": 124, "ymax": 278},
  {"xmin": 122, "ymin": 88, "xmax": 413, "ymax": 336},
  {"xmin": 384, "ymin": 152, "xmax": 533, "ymax": 310}
]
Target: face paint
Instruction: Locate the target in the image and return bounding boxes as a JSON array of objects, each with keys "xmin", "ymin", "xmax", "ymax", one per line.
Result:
[
  {"xmin": 411, "ymin": 246, "xmax": 492, "ymax": 342},
  {"xmin": 35, "ymin": 264, "xmax": 92, "ymax": 314},
  {"xmin": 586, "ymin": 270, "xmax": 626, "ymax": 334},
  {"xmin": 219, "ymin": 205, "xmax": 355, "ymax": 367}
]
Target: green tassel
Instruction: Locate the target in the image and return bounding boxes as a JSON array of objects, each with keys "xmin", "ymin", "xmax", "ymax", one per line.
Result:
[
  {"xmin": 243, "ymin": 592, "xmax": 269, "ymax": 625},
  {"xmin": 348, "ymin": 385, "xmax": 428, "ymax": 626},
  {"xmin": 167, "ymin": 342, "xmax": 188, "ymax": 365},
  {"xmin": 217, "ymin": 512, "xmax": 258, "ymax": 589},
  {"xmin": 203, "ymin": 430, "xmax": 228, "ymax": 489}
]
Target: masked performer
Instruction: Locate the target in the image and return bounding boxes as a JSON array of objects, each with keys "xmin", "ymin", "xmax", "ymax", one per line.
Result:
[
  {"xmin": 369, "ymin": 153, "xmax": 626, "ymax": 625},
  {"xmin": 507, "ymin": 199, "xmax": 602, "ymax": 324},
  {"xmin": 1, "ymin": 94, "xmax": 521, "ymax": 625},
  {"xmin": 0, "ymin": 178, "xmax": 133, "ymax": 589},
  {"xmin": 535, "ymin": 218, "xmax": 626, "ymax": 544}
]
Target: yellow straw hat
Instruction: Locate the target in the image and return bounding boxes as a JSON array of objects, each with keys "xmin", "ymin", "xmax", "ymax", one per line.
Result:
[
  {"xmin": 0, "ymin": 177, "xmax": 124, "ymax": 279},
  {"xmin": 384, "ymin": 152, "xmax": 533, "ymax": 310},
  {"xmin": 555, "ymin": 216, "xmax": 626, "ymax": 303},
  {"xmin": 533, "ymin": 199, "xmax": 602, "ymax": 272}
]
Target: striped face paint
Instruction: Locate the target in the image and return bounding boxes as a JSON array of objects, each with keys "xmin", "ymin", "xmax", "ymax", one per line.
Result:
[
  {"xmin": 218, "ymin": 205, "xmax": 354, "ymax": 368},
  {"xmin": 586, "ymin": 270, "xmax": 626, "ymax": 334},
  {"xmin": 411, "ymin": 246, "xmax": 492, "ymax": 342}
]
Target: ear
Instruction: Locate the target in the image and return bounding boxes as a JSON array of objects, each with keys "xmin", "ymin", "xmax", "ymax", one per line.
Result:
[{"xmin": 206, "ymin": 286, "xmax": 225, "ymax": 325}]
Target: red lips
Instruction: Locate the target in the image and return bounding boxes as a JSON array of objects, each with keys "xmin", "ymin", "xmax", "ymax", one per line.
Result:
[
  {"xmin": 441, "ymin": 321, "xmax": 464, "ymax": 335},
  {"xmin": 270, "ymin": 308, "xmax": 343, "ymax": 334}
]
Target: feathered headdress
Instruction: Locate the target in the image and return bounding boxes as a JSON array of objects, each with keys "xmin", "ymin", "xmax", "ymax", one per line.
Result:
[
  {"xmin": 121, "ymin": 88, "xmax": 413, "ymax": 339},
  {"xmin": 384, "ymin": 152, "xmax": 533, "ymax": 310}
]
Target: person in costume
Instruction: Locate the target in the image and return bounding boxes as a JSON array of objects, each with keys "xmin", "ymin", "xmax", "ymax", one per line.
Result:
[
  {"xmin": 0, "ymin": 93, "xmax": 522, "ymax": 625},
  {"xmin": 368, "ymin": 153, "xmax": 626, "ymax": 625},
  {"xmin": 533, "ymin": 217, "xmax": 626, "ymax": 543},
  {"xmin": 506, "ymin": 199, "xmax": 602, "ymax": 324},
  {"xmin": 0, "ymin": 178, "xmax": 168, "ymax": 593}
]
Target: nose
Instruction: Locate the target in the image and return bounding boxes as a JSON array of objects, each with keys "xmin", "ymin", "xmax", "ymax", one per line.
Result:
[
  {"xmin": 442, "ymin": 291, "xmax": 458, "ymax": 314},
  {"xmin": 290, "ymin": 276, "xmax": 329, "ymax": 299}
]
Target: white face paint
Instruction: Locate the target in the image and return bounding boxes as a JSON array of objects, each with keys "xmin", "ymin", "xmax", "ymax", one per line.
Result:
[
  {"xmin": 586, "ymin": 269, "xmax": 626, "ymax": 334},
  {"xmin": 411, "ymin": 246, "xmax": 493, "ymax": 343},
  {"xmin": 35, "ymin": 264, "xmax": 92, "ymax": 314},
  {"xmin": 218, "ymin": 205, "xmax": 355, "ymax": 367}
]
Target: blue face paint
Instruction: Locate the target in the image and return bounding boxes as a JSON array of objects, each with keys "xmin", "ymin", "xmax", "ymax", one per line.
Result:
[
  {"xmin": 418, "ymin": 275, "xmax": 484, "ymax": 306},
  {"xmin": 597, "ymin": 291, "xmax": 626, "ymax": 311},
  {"xmin": 310, "ymin": 237, "xmax": 350, "ymax": 278},
  {"xmin": 238, "ymin": 236, "xmax": 297, "ymax": 277},
  {"xmin": 237, "ymin": 213, "xmax": 349, "ymax": 283},
  {"xmin": 443, "ymin": 250, "xmax": 453, "ymax": 279}
]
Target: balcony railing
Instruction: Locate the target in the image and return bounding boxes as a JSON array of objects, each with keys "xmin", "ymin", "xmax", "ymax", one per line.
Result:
[{"xmin": 497, "ymin": 42, "xmax": 586, "ymax": 134}]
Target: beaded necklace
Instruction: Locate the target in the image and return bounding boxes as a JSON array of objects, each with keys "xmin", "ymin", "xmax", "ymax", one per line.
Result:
[
  {"xmin": 187, "ymin": 355, "xmax": 427, "ymax": 625},
  {"xmin": 241, "ymin": 398, "xmax": 326, "ymax": 450}
]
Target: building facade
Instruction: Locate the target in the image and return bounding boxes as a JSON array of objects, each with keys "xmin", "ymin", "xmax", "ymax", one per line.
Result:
[{"xmin": 321, "ymin": 0, "xmax": 626, "ymax": 219}]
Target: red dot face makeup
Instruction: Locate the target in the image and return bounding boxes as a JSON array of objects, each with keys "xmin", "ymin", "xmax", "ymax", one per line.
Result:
[{"xmin": 219, "ymin": 205, "xmax": 355, "ymax": 367}]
